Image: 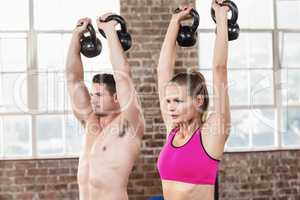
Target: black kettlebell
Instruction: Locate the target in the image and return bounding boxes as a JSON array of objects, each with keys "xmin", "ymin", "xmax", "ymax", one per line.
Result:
[
  {"xmin": 211, "ymin": 0, "xmax": 240, "ymax": 41},
  {"xmin": 227, "ymin": 23, "xmax": 240, "ymax": 41},
  {"xmin": 80, "ymin": 24, "xmax": 102, "ymax": 58},
  {"xmin": 98, "ymin": 15, "xmax": 132, "ymax": 51},
  {"xmin": 174, "ymin": 8, "xmax": 200, "ymax": 47}
]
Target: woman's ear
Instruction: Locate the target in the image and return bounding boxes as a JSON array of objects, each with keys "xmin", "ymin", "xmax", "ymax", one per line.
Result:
[{"xmin": 194, "ymin": 94, "xmax": 204, "ymax": 110}]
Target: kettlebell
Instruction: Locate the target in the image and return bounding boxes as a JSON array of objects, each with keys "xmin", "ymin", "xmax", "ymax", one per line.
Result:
[
  {"xmin": 211, "ymin": 0, "xmax": 240, "ymax": 41},
  {"xmin": 174, "ymin": 8, "xmax": 200, "ymax": 47},
  {"xmin": 80, "ymin": 24, "xmax": 102, "ymax": 58},
  {"xmin": 227, "ymin": 23, "xmax": 240, "ymax": 41},
  {"xmin": 98, "ymin": 15, "xmax": 132, "ymax": 51}
]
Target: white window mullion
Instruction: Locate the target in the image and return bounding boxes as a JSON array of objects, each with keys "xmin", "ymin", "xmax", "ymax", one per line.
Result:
[
  {"xmin": 63, "ymin": 115, "xmax": 67, "ymax": 155},
  {"xmin": 273, "ymin": 0, "xmax": 283, "ymax": 149},
  {"xmin": 0, "ymin": 116, "xmax": 3, "ymax": 158},
  {"xmin": 0, "ymin": 39, "xmax": 3, "ymax": 111},
  {"xmin": 248, "ymin": 71, "xmax": 253, "ymax": 148},
  {"xmin": 29, "ymin": 115, "xmax": 33, "ymax": 156},
  {"xmin": 27, "ymin": 0, "xmax": 39, "ymax": 158}
]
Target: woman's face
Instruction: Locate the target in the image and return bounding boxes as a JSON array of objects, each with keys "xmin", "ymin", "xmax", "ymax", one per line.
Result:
[{"xmin": 164, "ymin": 83, "xmax": 203, "ymax": 126}]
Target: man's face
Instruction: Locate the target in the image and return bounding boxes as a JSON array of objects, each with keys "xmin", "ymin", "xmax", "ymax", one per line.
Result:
[{"xmin": 90, "ymin": 83, "xmax": 118, "ymax": 116}]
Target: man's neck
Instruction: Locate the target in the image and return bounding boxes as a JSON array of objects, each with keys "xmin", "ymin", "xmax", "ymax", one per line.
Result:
[{"xmin": 98, "ymin": 112, "xmax": 121, "ymax": 128}]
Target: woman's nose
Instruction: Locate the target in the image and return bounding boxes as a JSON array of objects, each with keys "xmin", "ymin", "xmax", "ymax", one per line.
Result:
[{"xmin": 167, "ymin": 102, "xmax": 177, "ymax": 112}]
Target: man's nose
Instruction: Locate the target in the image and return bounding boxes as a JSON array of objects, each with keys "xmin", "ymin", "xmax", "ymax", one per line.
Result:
[{"xmin": 91, "ymin": 96, "xmax": 99, "ymax": 103}]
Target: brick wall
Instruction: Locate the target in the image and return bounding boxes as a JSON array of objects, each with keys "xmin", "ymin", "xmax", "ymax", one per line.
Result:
[
  {"xmin": 219, "ymin": 150, "xmax": 300, "ymax": 200},
  {"xmin": 0, "ymin": 159, "xmax": 78, "ymax": 200},
  {"xmin": 1, "ymin": 151, "xmax": 300, "ymax": 200},
  {"xmin": 1, "ymin": 0, "xmax": 300, "ymax": 200}
]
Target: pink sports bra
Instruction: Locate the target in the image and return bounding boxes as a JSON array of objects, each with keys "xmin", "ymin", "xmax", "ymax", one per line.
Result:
[{"xmin": 157, "ymin": 127, "xmax": 220, "ymax": 185}]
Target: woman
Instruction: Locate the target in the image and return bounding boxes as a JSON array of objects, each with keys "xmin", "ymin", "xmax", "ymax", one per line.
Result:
[{"xmin": 156, "ymin": 1, "xmax": 231, "ymax": 200}]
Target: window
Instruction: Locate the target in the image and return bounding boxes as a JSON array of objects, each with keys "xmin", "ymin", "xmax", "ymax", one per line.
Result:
[
  {"xmin": 0, "ymin": 0, "xmax": 120, "ymax": 159},
  {"xmin": 197, "ymin": 0, "xmax": 300, "ymax": 151}
]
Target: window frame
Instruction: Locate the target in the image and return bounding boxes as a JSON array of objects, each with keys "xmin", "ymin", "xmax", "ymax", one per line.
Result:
[
  {"xmin": 197, "ymin": 0, "xmax": 300, "ymax": 152},
  {"xmin": 0, "ymin": 0, "xmax": 118, "ymax": 160}
]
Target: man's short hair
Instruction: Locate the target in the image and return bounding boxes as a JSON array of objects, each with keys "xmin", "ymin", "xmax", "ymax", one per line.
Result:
[{"xmin": 92, "ymin": 74, "xmax": 116, "ymax": 95}]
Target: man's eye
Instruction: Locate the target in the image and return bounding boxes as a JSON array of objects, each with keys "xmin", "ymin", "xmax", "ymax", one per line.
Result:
[{"xmin": 174, "ymin": 99, "xmax": 183, "ymax": 103}]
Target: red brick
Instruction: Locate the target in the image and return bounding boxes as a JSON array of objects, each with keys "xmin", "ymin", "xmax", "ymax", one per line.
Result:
[
  {"xmin": 36, "ymin": 176, "xmax": 58, "ymax": 184},
  {"xmin": 37, "ymin": 160, "xmax": 59, "ymax": 168},
  {"xmin": 27, "ymin": 168, "xmax": 48, "ymax": 176},
  {"xmin": 15, "ymin": 192, "xmax": 35, "ymax": 200},
  {"xmin": 25, "ymin": 185, "xmax": 45, "ymax": 192},
  {"xmin": 0, "ymin": 194, "xmax": 13, "ymax": 200},
  {"xmin": 48, "ymin": 168, "xmax": 70, "ymax": 175},
  {"xmin": 14, "ymin": 177, "xmax": 35, "ymax": 185},
  {"xmin": 0, "ymin": 177, "xmax": 13, "ymax": 185},
  {"xmin": 0, "ymin": 161, "xmax": 13, "ymax": 169},
  {"xmin": 14, "ymin": 161, "xmax": 36, "ymax": 169},
  {"xmin": 5, "ymin": 169, "xmax": 26, "ymax": 177},
  {"xmin": 58, "ymin": 175, "xmax": 77, "ymax": 183}
]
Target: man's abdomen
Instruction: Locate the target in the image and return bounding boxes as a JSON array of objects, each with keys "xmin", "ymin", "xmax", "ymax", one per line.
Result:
[{"xmin": 78, "ymin": 154, "xmax": 90, "ymax": 200}]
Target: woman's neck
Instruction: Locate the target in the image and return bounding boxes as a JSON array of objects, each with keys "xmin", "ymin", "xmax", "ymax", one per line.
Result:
[{"xmin": 177, "ymin": 117, "xmax": 202, "ymax": 138}]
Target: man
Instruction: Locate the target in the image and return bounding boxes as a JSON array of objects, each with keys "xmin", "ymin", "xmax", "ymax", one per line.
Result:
[{"xmin": 65, "ymin": 15, "xmax": 144, "ymax": 200}]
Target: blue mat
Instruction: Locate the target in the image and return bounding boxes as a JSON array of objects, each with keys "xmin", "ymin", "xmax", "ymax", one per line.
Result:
[{"xmin": 148, "ymin": 196, "xmax": 164, "ymax": 200}]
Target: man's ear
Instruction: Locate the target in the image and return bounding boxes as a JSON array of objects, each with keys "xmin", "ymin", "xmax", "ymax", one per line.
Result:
[{"xmin": 113, "ymin": 93, "xmax": 118, "ymax": 103}]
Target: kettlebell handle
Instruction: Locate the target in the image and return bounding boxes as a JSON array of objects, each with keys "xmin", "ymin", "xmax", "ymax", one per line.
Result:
[
  {"xmin": 211, "ymin": 0, "xmax": 238, "ymax": 25},
  {"xmin": 190, "ymin": 9, "xmax": 200, "ymax": 33},
  {"xmin": 86, "ymin": 24, "xmax": 97, "ymax": 42},
  {"xmin": 98, "ymin": 14, "xmax": 128, "ymax": 38},
  {"xmin": 173, "ymin": 8, "xmax": 199, "ymax": 33}
]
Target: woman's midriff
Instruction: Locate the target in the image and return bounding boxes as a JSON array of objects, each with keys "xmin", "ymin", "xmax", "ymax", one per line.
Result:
[{"xmin": 162, "ymin": 180, "xmax": 214, "ymax": 200}]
